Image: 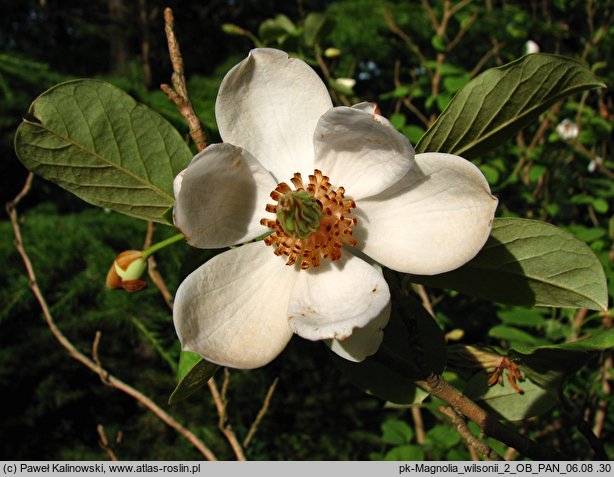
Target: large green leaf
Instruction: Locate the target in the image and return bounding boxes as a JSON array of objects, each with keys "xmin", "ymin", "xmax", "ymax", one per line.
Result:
[
  {"xmin": 507, "ymin": 328, "xmax": 614, "ymax": 393},
  {"xmin": 409, "ymin": 218, "xmax": 608, "ymax": 310},
  {"xmin": 168, "ymin": 351, "xmax": 219, "ymax": 404},
  {"xmin": 464, "ymin": 372, "xmax": 556, "ymax": 421},
  {"xmin": 381, "ymin": 419, "xmax": 414, "ymax": 445},
  {"xmin": 416, "ymin": 54, "xmax": 605, "ymax": 158},
  {"xmin": 15, "ymin": 79, "xmax": 193, "ymax": 223},
  {"xmin": 330, "ymin": 293, "xmax": 446, "ymax": 404}
]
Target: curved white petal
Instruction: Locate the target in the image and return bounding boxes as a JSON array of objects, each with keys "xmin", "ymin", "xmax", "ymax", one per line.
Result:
[
  {"xmin": 288, "ymin": 253, "xmax": 390, "ymax": 341},
  {"xmin": 314, "ymin": 106, "xmax": 414, "ymax": 200},
  {"xmin": 326, "ymin": 300, "xmax": 391, "ymax": 362},
  {"xmin": 174, "ymin": 243, "xmax": 297, "ymax": 369},
  {"xmin": 173, "ymin": 143, "xmax": 277, "ymax": 248},
  {"xmin": 351, "ymin": 101, "xmax": 378, "ymax": 114},
  {"xmin": 357, "ymin": 152, "xmax": 498, "ymax": 275},
  {"xmin": 215, "ymin": 48, "xmax": 333, "ymax": 181}
]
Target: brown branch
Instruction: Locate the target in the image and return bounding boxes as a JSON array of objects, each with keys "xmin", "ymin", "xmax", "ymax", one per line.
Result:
[
  {"xmin": 161, "ymin": 8, "xmax": 207, "ymax": 152},
  {"xmin": 416, "ymin": 374, "xmax": 562, "ymax": 460},
  {"xmin": 448, "ymin": 0, "xmax": 473, "ymax": 17},
  {"xmin": 207, "ymin": 377, "xmax": 247, "ymax": 460},
  {"xmin": 421, "ymin": 0, "xmax": 440, "ymax": 32},
  {"xmin": 143, "ymin": 221, "xmax": 174, "ymax": 311},
  {"xmin": 392, "ymin": 59, "xmax": 430, "ymax": 128},
  {"xmin": 6, "ymin": 177, "xmax": 217, "ymax": 462},
  {"xmin": 314, "ymin": 45, "xmax": 350, "ymax": 107},
  {"xmin": 243, "ymin": 377, "xmax": 280, "ymax": 448},
  {"xmin": 412, "ymin": 283, "xmax": 435, "ymax": 317},
  {"xmin": 561, "ymin": 396, "xmax": 607, "ymax": 460},
  {"xmin": 593, "ymin": 354, "xmax": 611, "ymax": 437},
  {"xmin": 384, "ymin": 9, "xmax": 432, "ymax": 80},
  {"xmin": 440, "ymin": 406, "xmax": 504, "ymax": 461},
  {"xmin": 97, "ymin": 424, "xmax": 118, "ymax": 461},
  {"xmin": 470, "ymin": 46, "xmax": 498, "ymax": 78},
  {"xmin": 569, "ymin": 308, "xmax": 588, "ymax": 341},
  {"xmin": 410, "ymin": 406, "xmax": 426, "ymax": 446},
  {"xmin": 447, "ymin": 12, "xmax": 478, "ymax": 52}
]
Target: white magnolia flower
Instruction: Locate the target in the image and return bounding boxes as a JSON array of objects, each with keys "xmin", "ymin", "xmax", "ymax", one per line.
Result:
[
  {"xmin": 172, "ymin": 49, "xmax": 498, "ymax": 369},
  {"xmin": 556, "ymin": 118, "xmax": 579, "ymax": 140}
]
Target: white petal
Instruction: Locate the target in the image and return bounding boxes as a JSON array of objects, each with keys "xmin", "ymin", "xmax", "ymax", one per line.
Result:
[
  {"xmin": 314, "ymin": 106, "xmax": 414, "ymax": 200},
  {"xmin": 173, "ymin": 143, "xmax": 277, "ymax": 248},
  {"xmin": 326, "ymin": 300, "xmax": 391, "ymax": 362},
  {"xmin": 288, "ymin": 253, "xmax": 390, "ymax": 341},
  {"xmin": 357, "ymin": 152, "xmax": 498, "ymax": 275},
  {"xmin": 174, "ymin": 243, "xmax": 297, "ymax": 369},
  {"xmin": 215, "ymin": 48, "xmax": 333, "ymax": 181},
  {"xmin": 351, "ymin": 101, "xmax": 378, "ymax": 114}
]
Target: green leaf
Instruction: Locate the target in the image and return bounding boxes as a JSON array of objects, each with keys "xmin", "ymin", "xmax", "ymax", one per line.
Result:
[
  {"xmin": 498, "ymin": 308, "xmax": 548, "ymax": 327},
  {"xmin": 381, "ymin": 419, "xmax": 414, "ymax": 445},
  {"xmin": 303, "ymin": 13, "xmax": 327, "ymax": 47},
  {"xmin": 442, "ymin": 74, "xmax": 470, "ymax": 94},
  {"xmin": 507, "ymin": 328, "xmax": 614, "ymax": 393},
  {"xmin": 401, "ymin": 125, "xmax": 425, "ymax": 144},
  {"xmin": 416, "ymin": 54, "xmax": 605, "ymax": 159},
  {"xmin": 259, "ymin": 14, "xmax": 298, "ymax": 42},
  {"xmin": 478, "ymin": 164, "xmax": 500, "ymax": 184},
  {"xmin": 384, "ymin": 445, "xmax": 425, "ymax": 461},
  {"xmin": 409, "ymin": 218, "xmax": 608, "ymax": 310},
  {"xmin": 426, "ymin": 424, "xmax": 462, "ymax": 448},
  {"xmin": 489, "ymin": 325, "xmax": 543, "ymax": 345},
  {"xmin": 15, "ymin": 79, "xmax": 192, "ymax": 223},
  {"xmin": 330, "ymin": 292, "xmax": 446, "ymax": 404},
  {"xmin": 464, "ymin": 372, "xmax": 556, "ymax": 421},
  {"xmin": 431, "ymin": 35, "xmax": 446, "ymax": 52},
  {"xmin": 168, "ymin": 351, "xmax": 219, "ymax": 404},
  {"xmin": 389, "ymin": 112, "xmax": 406, "ymax": 129}
]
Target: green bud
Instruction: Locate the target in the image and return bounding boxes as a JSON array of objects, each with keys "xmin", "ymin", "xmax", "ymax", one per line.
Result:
[
  {"xmin": 115, "ymin": 256, "xmax": 147, "ymax": 281},
  {"xmin": 106, "ymin": 250, "xmax": 148, "ymax": 293}
]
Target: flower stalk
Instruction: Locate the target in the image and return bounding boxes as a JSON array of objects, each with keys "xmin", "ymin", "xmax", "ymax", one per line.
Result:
[{"xmin": 142, "ymin": 233, "xmax": 185, "ymax": 259}]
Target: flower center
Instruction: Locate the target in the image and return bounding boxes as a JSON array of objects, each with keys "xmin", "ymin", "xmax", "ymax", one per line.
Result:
[
  {"xmin": 276, "ymin": 189, "xmax": 323, "ymax": 239},
  {"xmin": 260, "ymin": 170, "xmax": 357, "ymax": 270}
]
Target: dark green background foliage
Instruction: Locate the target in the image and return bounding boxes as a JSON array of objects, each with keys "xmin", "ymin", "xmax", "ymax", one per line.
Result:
[{"xmin": 1, "ymin": 0, "xmax": 612, "ymax": 460}]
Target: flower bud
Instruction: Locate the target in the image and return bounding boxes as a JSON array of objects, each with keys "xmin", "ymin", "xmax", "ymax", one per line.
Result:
[
  {"xmin": 324, "ymin": 47, "xmax": 341, "ymax": 58},
  {"xmin": 524, "ymin": 40, "xmax": 540, "ymax": 54},
  {"xmin": 556, "ymin": 118, "xmax": 579, "ymax": 140},
  {"xmin": 106, "ymin": 250, "xmax": 148, "ymax": 293}
]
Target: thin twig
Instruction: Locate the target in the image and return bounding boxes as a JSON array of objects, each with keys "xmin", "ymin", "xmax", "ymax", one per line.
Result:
[
  {"xmin": 161, "ymin": 7, "xmax": 207, "ymax": 152},
  {"xmin": 504, "ymin": 447, "xmax": 519, "ymax": 461},
  {"xmin": 97, "ymin": 424, "xmax": 119, "ymax": 461},
  {"xmin": 243, "ymin": 377, "xmax": 280, "ymax": 448},
  {"xmin": 440, "ymin": 406, "xmax": 504, "ymax": 461},
  {"xmin": 569, "ymin": 308, "xmax": 588, "ymax": 341},
  {"xmin": 416, "ymin": 374, "xmax": 562, "ymax": 460},
  {"xmin": 412, "ymin": 284, "xmax": 435, "ymax": 317},
  {"xmin": 384, "ymin": 9, "xmax": 432, "ymax": 80},
  {"xmin": 392, "ymin": 59, "xmax": 430, "ymax": 127},
  {"xmin": 143, "ymin": 221, "xmax": 174, "ymax": 311},
  {"xmin": 411, "ymin": 406, "xmax": 426, "ymax": 446},
  {"xmin": 6, "ymin": 177, "xmax": 217, "ymax": 461},
  {"xmin": 314, "ymin": 45, "xmax": 350, "ymax": 107},
  {"xmin": 447, "ymin": 12, "xmax": 478, "ymax": 52},
  {"xmin": 561, "ymin": 396, "xmax": 607, "ymax": 459},
  {"xmin": 221, "ymin": 368, "xmax": 231, "ymax": 404},
  {"xmin": 208, "ymin": 378, "xmax": 247, "ymax": 460},
  {"xmin": 593, "ymin": 354, "xmax": 611, "ymax": 437}
]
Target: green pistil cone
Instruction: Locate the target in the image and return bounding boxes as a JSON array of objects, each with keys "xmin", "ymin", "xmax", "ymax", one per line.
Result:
[{"xmin": 277, "ymin": 190, "xmax": 323, "ymax": 239}]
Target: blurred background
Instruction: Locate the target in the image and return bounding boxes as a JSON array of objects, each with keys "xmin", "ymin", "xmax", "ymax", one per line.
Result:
[{"xmin": 0, "ymin": 0, "xmax": 612, "ymax": 460}]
